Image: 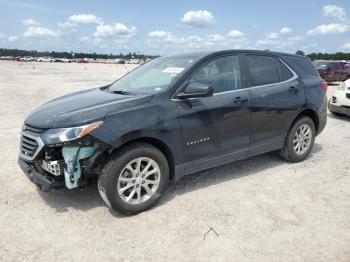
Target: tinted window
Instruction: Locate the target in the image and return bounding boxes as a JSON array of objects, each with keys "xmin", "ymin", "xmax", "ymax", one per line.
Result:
[
  {"xmin": 246, "ymin": 55, "xmax": 279, "ymax": 86},
  {"xmin": 283, "ymin": 55, "xmax": 319, "ymax": 78},
  {"xmin": 277, "ymin": 60, "xmax": 294, "ymax": 81},
  {"xmin": 331, "ymin": 62, "xmax": 341, "ymax": 70},
  {"xmin": 190, "ymin": 55, "xmax": 241, "ymax": 93}
]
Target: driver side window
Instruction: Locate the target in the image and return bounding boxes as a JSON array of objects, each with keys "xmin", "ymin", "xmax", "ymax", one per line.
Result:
[{"xmin": 190, "ymin": 55, "xmax": 241, "ymax": 93}]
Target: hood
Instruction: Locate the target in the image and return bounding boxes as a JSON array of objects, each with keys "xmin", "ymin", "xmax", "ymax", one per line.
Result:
[{"xmin": 25, "ymin": 88, "xmax": 153, "ymax": 128}]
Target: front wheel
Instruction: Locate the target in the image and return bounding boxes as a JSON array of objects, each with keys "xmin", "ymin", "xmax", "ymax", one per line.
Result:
[
  {"xmin": 98, "ymin": 143, "xmax": 169, "ymax": 215},
  {"xmin": 279, "ymin": 116, "xmax": 316, "ymax": 162}
]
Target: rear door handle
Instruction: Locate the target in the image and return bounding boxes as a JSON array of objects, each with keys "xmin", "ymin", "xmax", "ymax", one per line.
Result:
[
  {"xmin": 233, "ymin": 96, "xmax": 248, "ymax": 104},
  {"xmin": 289, "ymin": 86, "xmax": 299, "ymax": 94}
]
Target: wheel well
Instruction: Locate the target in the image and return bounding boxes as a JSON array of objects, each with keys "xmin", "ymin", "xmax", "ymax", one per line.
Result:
[
  {"xmin": 112, "ymin": 137, "xmax": 175, "ymax": 180},
  {"xmin": 295, "ymin": 109, "xmax": 319, "ymax": 133}
]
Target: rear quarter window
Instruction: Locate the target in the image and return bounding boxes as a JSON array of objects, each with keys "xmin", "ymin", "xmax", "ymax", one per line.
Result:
[
  {"xmin": 283, "ymin": 55, "xmax": 320, "ymax": 78},
  {"xmin": 277, "ymin": 60, "xmax": 294, "ymax": 81}
]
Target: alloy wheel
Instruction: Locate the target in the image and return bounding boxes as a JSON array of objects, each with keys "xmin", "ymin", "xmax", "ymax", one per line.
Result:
[
  {"xmin": 293, "ymin": 124, "xmax": 312, "ymax": 155},
  {"xmin": 117, "ymin": 157, "xmax": 161, "ymax": 205}
]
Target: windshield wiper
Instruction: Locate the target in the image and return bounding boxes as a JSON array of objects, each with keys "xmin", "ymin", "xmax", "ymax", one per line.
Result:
[{"xmin": 108, "ymin": 90, "xmax": 132, "ymax": 95}]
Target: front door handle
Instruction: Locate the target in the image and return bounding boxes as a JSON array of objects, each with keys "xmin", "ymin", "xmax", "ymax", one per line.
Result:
[
  {"xmin": 233, "ymin": 96, "xmax": 248, "ymax": 104},
  {"xmin": 289, "ymin": 86, "xmax": 299, "ymax": 94}
]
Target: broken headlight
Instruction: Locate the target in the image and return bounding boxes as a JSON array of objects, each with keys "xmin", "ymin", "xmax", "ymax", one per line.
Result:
[{"xmin": 41, "ymin": 121, "xmax": 103, "ymax": 144}]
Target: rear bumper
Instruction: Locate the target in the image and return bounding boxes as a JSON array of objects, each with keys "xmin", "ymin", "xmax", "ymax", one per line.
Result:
[
  {"xmin": 328, "ymin": 101, "xmax": 350, "ymax": 116},
  {"xmin": 18, "ymin": 157, "xmax": 64, "ymax": 191},
  {"xmin": 316, "ymin": 95, "xmax": 328, "ymax": 135}
]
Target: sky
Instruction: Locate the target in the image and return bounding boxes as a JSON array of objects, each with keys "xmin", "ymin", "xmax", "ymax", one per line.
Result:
[{"xmin": 0, "ymin": 0, "xmax": 349, "ymax": 55}]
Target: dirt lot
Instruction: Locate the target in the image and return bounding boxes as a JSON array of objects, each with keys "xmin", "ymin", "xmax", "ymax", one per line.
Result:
[{"xmin": 0, "ymin": 60, "xmax": 349, "ymax": 262}]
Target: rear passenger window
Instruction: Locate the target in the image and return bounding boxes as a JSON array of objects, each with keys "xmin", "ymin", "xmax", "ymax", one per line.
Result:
[
  {"xmin": 277, "ymin": 60, "xmax": 294, "ymax": 81},
  {"xmin": 246, "ymin": 55, "xmax": 279, "ymax": 86}
]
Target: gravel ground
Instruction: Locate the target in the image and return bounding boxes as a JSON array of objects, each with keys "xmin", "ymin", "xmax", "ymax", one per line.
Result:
[{"xmin": 0, "ymin": 61, "xmax": 349, "ymax": 262}]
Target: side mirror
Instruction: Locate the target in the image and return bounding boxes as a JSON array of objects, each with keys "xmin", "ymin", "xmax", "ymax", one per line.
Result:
[{"xmin": 176, "ymin": 82, "xmax": 214, "ymax": 99}]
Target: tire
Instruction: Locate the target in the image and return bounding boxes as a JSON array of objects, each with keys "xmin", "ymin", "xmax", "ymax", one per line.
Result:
[
  {"xmin": 98, "ymin": 142, "xmax": 169, "ymax": 215},
  {"xmin": 279, "ymin": 116, "xmax": 316, "ymax": 163}
]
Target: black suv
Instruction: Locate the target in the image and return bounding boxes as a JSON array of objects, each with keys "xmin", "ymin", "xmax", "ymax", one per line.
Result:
[{"xmin": 18, "ymin": 50, "xmax": 327, "ymax": 214}]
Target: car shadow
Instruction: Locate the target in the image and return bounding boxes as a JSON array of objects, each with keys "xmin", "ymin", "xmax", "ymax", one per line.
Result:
[
  {"xmin": 156, "ymin": 144, "xmax": 323, "ymax": 209},
  {"xmin": 38, "ymin": 143, "xmax": 323, "ymax": 215}
]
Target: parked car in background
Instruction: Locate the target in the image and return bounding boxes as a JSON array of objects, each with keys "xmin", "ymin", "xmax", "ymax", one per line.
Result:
[
  {"xmin": 115, "ymin": 58, "xmax": 126, "ymax": 64},
  {"xmin": 328, "ymin": 79, "xmax": 350, "ymax": 116},
  {"xmin": 316, "ymin": 61, "xmax": 350, "ymax": 83},
  {"xmin": 36, "ymin": 57, "xmax": 55, "ymax": 62},
  {"xmin": 127, "ymin": 59, "xmax": 141, "ymax": 64},
  {"xmin": 20, "ymin": 56, "xmax": 34, "ymax": 62},
  {"xmin": 18, "ymin": 50, "xmax": 327, "ymax": 214},
  {"xmin": 77, "ymin": 58, "xmax": 89, "ymax": 63}
]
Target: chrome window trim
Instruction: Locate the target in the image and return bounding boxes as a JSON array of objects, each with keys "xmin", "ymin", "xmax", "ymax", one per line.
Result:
[
  {"xmin": 170, "ymin": 88, "xmax": 244, "ymax": 101},
  {"xmin": 19, "ymin": 131, "xmax": 44, "ymax": 161}
]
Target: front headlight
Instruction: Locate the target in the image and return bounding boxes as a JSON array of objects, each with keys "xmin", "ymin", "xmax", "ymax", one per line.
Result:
[{"xmin": 41, "ymin": 121, "xmax": 103, "ymax": 144}]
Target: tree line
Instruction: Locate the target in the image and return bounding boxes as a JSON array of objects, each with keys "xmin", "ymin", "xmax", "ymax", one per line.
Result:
[
  {"xmin": 0, "ymin": 48, "xmax": 159, "ymax": 60},
  {"xmin": 1, "ymin": 48, "xmax": 349, "ymax": 61},
  {"xmin": 295, "ymin": 50, "xmax": 350, "ymax": 60}
]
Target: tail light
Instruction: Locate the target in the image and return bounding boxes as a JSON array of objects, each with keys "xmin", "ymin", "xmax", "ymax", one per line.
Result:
[{"xmin": 320, "ymin": 81, "xmax": 328, "ymax": 92}]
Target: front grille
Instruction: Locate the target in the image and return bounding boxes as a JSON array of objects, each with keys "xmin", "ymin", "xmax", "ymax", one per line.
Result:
[
  {"xmin": 23, "ymin": 124, "xmax": 46, "ymax": 136},
  {"xmin": 20, "ymin": 124, "xmax": 46, "ymax": 161}
]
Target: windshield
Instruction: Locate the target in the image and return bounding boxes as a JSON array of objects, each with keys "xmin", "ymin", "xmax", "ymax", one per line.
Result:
[
  {"xmin": 316, "ymin": 62, "xmax": 330, "ymax": 70},
  {"xmin": 109, "ymin": 56, "xmax": 198, "ymax": 94}
]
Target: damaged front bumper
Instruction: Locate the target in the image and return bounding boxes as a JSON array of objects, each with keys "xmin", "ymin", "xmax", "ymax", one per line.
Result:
[
  {"xmin": 19, "ymin": 124, "xmax": 108, "ymax": 191},
  {"xmin": 18, "ymin": 157, "xmax": 65, "ymax": 191}
]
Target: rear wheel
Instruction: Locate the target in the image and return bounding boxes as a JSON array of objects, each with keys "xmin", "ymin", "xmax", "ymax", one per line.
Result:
[
  {"xmin": 98, "ymin": 143, "xmax": 169, "ymax": 215},
  {"xmin": 279, "ymin": 116, "xmax": 315, "ymax": 162}
]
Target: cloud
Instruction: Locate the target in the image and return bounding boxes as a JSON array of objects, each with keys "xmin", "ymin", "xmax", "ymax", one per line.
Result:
[
  {"xmin": 228, "ymin": 30, "xmax": 245, "ymax": 38},
  {"xmin": 322, "ymin": 5, "xmax": 346, "ymax": 21},
  {"xmin": 287, "ymin": 36, "xmax": 303, "ymax": 42},
  {"xmin": 341, "ymin": 41, "xmax": 350, "ymax": 50},
  {"xmin": 265, "ymin": 27, "xmax": 292, "ymax": 40},
  {"xmin": 267, "ymin": 32, "xmax": 279, "ymax": 40},
  {"xmin": 256, "ymin": 28, "xmax": 302, "ymax": 49},
  {"xmin": 207, "ymin": 34, "xmax": 224, "ymax": 41},
  {"xmin": 57, "ymin": 21, "xmax": 76, "ymax": 28},
  {"xmin": 280, "ymin": 27, "xmax": 292, "ymax": 34},
  {"xmin": 148, "ymin": 31, "xmax": 173, "ymax": 38},
  {"xmin": 22, "ymin": 18, "xmax": 39, "ymax": 27},
  {"xmin": 180, "ymin": 10, "xmax": 215, "ymax": 27},
  {"xmin": 256, "ymin": 39, "xmax": 279, "ymax": 46},
  {"xmin": 307, "ymin": 23, "xmax": 350, "ymax": 35},
  {"xmin": 147, "ymin": 31, "xmax": 246, "ymax": 51},
  {"xmin": 23, "ymin": 26, "xmax": 59, "ymax": 38},
  {"xmin": 0, "ymin": 33, "xmax": 18, "ymax": 42},
  {"xmin": 93, "ymin": 23, "xmax": 136, "ymax": 38},
  {"xmin": 78, "ymin": 36, "xmax": 90, "ymax": 43},
  {"xmin": 67, "ymin": 14, "xmax": 103, "ymax": 24},
  {"xmin": 8, "ymin": 36, "xmax": 18, "ymax": 42}
]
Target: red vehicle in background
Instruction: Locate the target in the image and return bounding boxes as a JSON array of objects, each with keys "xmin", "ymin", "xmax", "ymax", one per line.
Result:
[
  {"xmin": 316, "ymin": 61, "xmax": 350, "ymax": 82},
  {"xmin": 77, "ymin": 58, "xmax": 89, "ymax": 63}
]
